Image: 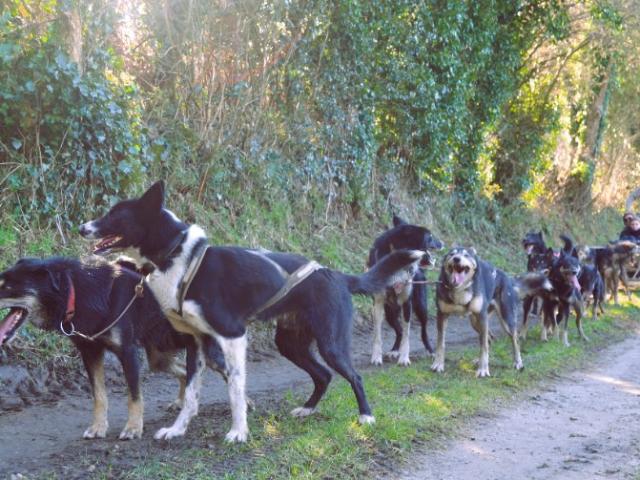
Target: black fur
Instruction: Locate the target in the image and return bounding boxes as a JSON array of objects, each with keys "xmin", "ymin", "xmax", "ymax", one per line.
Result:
[
  {"xmin": 549, "ymin": 236, "xmax": 588, "ymax": 346},
  {"xmin": 522, "ymin": 231, "xmax": 546, "ymax": 255}
]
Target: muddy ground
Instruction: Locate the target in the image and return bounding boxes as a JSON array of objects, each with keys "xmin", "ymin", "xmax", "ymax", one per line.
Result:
[{"xmin": 0, "ymin": 315, "xmax": 484, "ymax": 478}]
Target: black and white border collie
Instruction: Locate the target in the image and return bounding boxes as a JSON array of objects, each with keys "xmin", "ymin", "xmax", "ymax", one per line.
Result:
[{"xmin": 79, "ymin": 181, "xmax": 427, "ymax": 443}]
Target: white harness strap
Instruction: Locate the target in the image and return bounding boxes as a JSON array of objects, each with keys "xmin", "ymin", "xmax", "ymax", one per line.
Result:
[
  {"xmin": 165, "ymin": 243, "xmax": 323, "ymax": 323},
  {"xmin": 253, "ymin": 260, "xmax": 323, "ymax": 316}
]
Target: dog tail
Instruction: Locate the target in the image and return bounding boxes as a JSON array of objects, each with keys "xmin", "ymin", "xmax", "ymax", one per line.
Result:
[
  {"xmin": 513, "ymin": 272, "xmax": 553, "ymax": 300},
  {"xmin": 346, "ymin": 249, "xmax": 424, "ymax": 295}
]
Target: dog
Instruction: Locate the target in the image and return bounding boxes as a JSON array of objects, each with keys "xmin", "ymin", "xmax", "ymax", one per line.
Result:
[
  {"xmin": 0, "ymin": 256, "xmax": 226, "ymax": 440},
  {"xmin": 431, "ymin": 247, "xmax": 523, "ymax": 377},
  {"xmin": 367, "ymin": 214, "xmax": 443, "ymax": 366},
  {"xmin": 522, "ymin": 231, "xmax": 551, "ymax": 319},
  {"xmin": 522, "ymin": 231, "xmax": 547, "ymax": 256},
  {"xmin": 519, "ymin": 248, "xmax": 558, "ymax": 340},
  {"xmin": 576, "ymin": 241, "xmax": 639, "ymax": 304},
  {"xmin": 549, "ymin": 236, "xmax": 588, "ymax": 347},
  {"xmin": 79, "ymin": 181, "xmax": 428, "ymax": 443}
]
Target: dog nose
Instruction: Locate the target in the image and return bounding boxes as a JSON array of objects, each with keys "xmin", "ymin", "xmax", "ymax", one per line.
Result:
[
  {"xmin": 79, "ymin": 223, "xmax": 90, "ymax": 237},
  {"xmin": 452, "ymin": 256, "xmax": 460, "ymax": 264}
]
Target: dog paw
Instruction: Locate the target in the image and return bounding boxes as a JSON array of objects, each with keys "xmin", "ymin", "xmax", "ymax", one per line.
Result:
[
  {"xmin": 83, "ymin": 422, "xmax": 108, "ymax": 439},
  {"xmin": 290, "ymin": 406, "xmax": 316, "ymax": 418},
  {"xmin": 397, "ymin": 355, "xmax": 411, "ymax": 366},
  {"xmin": 385, "ymin": 350, "xmax": 400, "ymax": 359},
  {"xmin": 370, "ymin": 354, "xmax": 383, "ymax": 366},
  {"xmin": 513, "ymin": 360, "xmax": 524, "ymax": 371},
  {"xmin": 119, "ymin": 424, "xmax": 143, "ymax": 440},
  {"xmin": 358, "ymin": 414, "xmax": 376, "ymax": 425},
  {"xmin": 154, "ymin": 426, "xmax": 185, "ymax": 441},
  {"xmin": 224, "ymin": 428, "xmax": 249, "ymax": 443},
  {"xmin": 430, "ymin": 360, "xmax": 445, "ymax": 373},
  {"xmin": 475, "ymin": 367, "xmax": 491, "ymax": 378}
]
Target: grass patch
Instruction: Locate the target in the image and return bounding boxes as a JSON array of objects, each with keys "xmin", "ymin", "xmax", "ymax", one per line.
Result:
[{"xmin": 121, "ymin": 296, "xmax": 640, "ymax": 480}]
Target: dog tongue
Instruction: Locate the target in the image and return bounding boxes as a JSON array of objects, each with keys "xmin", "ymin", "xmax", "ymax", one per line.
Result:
[
  {"xmin": 0, "ymin": 308, "xmax": 21, "ymax": 346},
  {"xmin": 569, "ymin": 275, "xmax": 581, "ymax": 291},
  {"xmin": 452, "ymin": 271, "xmax": 466, "ymax": 286}
]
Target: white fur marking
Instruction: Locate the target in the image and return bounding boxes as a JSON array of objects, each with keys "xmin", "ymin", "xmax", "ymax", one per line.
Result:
[
  {"xmin": 213, "ymin": 333, "xmax": 249, "ymax": 443},
  {"xmin": 291, "ymin": 407, "xmax": 316, "ymax": 418},
  {"xmin": 359, "ymin": 414, "xmax": 376, "ymax": 425},
  {"xmin": 370, "ymin": 294, "xmax": 385, "ymax": 365},
  {"xmin": 397, "ymin": 317, "xmax": 411, "ymax": 366}
]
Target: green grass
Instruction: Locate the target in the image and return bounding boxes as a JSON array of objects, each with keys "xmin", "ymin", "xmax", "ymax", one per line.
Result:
[{"xmin": 123, "ymin": 296, "xmax": 640, "ymax": 480}]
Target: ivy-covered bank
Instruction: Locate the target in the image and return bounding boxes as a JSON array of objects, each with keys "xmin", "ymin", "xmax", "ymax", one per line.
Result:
[{"xmin": 1, "ymin": 1, "xmax": 639, "ymax": 233}]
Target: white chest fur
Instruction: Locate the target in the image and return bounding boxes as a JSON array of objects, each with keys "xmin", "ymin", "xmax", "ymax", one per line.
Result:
[{"xmin": 145, "ymin": 226, "xmax": 207, "ymax": 313}]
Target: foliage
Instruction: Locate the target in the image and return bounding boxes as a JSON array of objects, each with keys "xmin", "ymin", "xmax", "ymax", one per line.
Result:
[{"xmin": 0, "ymin": 1, "xmax": 147, "ymax": 227}]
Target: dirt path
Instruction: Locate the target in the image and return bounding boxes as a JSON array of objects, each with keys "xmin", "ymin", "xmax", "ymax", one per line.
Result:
[
  {"xmin": 399, "ymin": 327, "xmax": 640, "ymax": 480},
  {"xmin": 0, "ymin": 316, "xmax": 484, "ymax": 478}
]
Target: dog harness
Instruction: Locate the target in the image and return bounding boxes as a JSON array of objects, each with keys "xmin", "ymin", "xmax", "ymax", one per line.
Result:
[
  {"xmin": 165, "ymin": 241, "xmax": 323, "ymax": 323},
  {"xmin": 60, "ymin": 273, "xmax": 145, "ymax": 341}
]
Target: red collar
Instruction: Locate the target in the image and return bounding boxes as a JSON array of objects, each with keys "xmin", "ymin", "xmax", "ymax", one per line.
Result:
[{"xmin": 65, "ymin": 275, "xmax": 76, "ymax": 322}]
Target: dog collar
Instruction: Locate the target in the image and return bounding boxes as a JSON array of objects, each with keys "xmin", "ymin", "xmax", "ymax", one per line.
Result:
[
  {"xmin": 65, "ymin": 274, "xmax": 76, "ymax": 322},
  {"xmin": 149, "ymin": 229, "xmax": 188, "ymax": 267}
]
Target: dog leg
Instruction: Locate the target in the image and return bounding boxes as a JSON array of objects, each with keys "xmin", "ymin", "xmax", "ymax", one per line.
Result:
[
  {"xmin": 384, "ymin": 303, "xmax": 401, "ymax": 359},
  {"xmin": 559, "ymin": 304, "xmax": 571, "ymax": 347},
  {"xmin": 79, "ymin": 346, "xmax": 109, "ymax": 439},
  {"xmin": 370, "ymin": 293, "xmax": 385, "ymax": 365},
  {"xmin": 412, "ymin": 286, "xmax": 433, "ymax": 355},
  {"xmin": 119, "ymin": 345, "xmax": 144, "ymax": 440},
  {"xmin": 275, "ymin": 321, "xmax": 331, "ymax": 418},
  {"xmin": 476, "ymin": 313, "xmax": 491, "ymax": 377},
  {"xmin": 397, "ymin": 302, "xmax": 411, "ymax": 366},
  {"xmin": 575, "ymin": 303, "xmax": 589, "ymax": 342},
  {"xmin": 316, "ymin": 331, "xmax": 374, "ymax": 425},
  {"xmin": 520, "ymin": 296, "xmax": 534, "ymax": 340},
  {"xmin": 496, "ymin": 307, "xmax": 523, "ymax": 371},
  {"xmin": 154, "ymin": 340, "xmax": 205, "ymax": 440},
  {"xmin": 145, "ymin": 347, "xmax": 187, "ymax": 411},
  {"xmin": 430, "ymin": 312, "xmax": 447, "ymax": 373},
  {"xmin": 216, "ymin": 334, "xmax": 249, "ymax": 443}
]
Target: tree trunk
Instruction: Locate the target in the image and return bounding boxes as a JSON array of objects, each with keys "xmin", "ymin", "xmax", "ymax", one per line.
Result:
[{"xmin": 564, "ymin": 61, "xmax": 613, "ymax": 208}]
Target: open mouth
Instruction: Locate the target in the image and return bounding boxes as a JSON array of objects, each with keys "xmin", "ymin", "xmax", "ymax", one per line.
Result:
[
  {"xmin": 419, "ymin": 255, "xmax": 435, "ymax": 269},
  {"xmin": 450, "ymin": 264, "xmax": 471, "ymax": 287},
  {"xmin": 0, "ymin": 307, "xmax": 27, "ymax": 346},
  {"xmin": 93, "ymin": 235, "xmax": 124, "ymax": 254}
]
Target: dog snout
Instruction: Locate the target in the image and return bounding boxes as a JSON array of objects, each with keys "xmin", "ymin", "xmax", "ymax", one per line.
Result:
[
  {"xmin": 452, "ymin": 256, "xmax": 461, "ymax": 264},
  {"xmin": 79, "ymin": 222, "xmax": 95, "ymax": 238}
]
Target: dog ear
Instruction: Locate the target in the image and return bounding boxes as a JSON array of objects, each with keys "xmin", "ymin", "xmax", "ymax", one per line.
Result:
[
  {"xmin": 392, "ymin": 214, "xmax": 408, "ymax": 227},
  {"xmin": 35, "ymin": 266, "xmax": 62, "ymax": 292},
  {"xmin": 467, "ymin": 247, "xmax": 477, "ymax": 256},
  {"xmin": 139, "ymin": 181, "xmax": 165, "ymax": 213}
]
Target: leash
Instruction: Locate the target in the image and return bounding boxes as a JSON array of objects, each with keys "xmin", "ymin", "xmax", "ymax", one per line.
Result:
[
  {"xmin": 60, "ymin": 275, "xmax": 145, "ymax": 341},
  {"xmin": 411, "ymin": 280, "xmax": 441, "ymax": 285}
]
